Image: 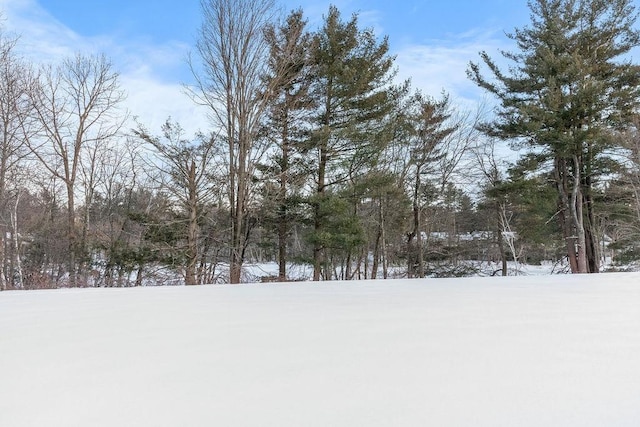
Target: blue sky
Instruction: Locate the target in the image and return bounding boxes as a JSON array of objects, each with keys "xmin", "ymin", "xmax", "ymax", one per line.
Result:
[
  {"xmin": 34, "ymin": 0, "xmax": 530, "ymax": 46},
  {"xmin": 0, "ymin": 0, "xmax": 538, "ymax": 132}
]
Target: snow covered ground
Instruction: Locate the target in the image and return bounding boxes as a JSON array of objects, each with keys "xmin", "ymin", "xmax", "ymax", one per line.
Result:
[{"xmin": 1, "ymin": 273, "xmax": 640, "ymax": 426}]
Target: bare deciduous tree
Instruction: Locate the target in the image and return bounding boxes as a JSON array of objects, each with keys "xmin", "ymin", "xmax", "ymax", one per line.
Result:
[
  {"xmin": 89, "ymin": 138, "xmax": 143, "ymax": 287},
  {"xmin": 188, "ymin": 0, "xmax": 283, "ymax": 283},
  {"xmin": 28, "ymin": 53, "xmax": 126, "ymax": 286},
  {"xmin": 472, "ymin": 137, "xmax": 511, "ymax": 276},
  {"xmin": 0, "ymin": 28, "xmax": 36, "ymax": 289}
]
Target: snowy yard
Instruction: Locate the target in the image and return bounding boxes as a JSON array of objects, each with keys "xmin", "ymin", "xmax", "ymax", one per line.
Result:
[{"xmin": 1, "ymin": 273, "xmax": 640, "ymax": 426}]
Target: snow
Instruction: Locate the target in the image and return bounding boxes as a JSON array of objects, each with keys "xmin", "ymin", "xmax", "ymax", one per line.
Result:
[{"xmin": 1, "ymin": 274, "xmax": 640, "ymax": 426}]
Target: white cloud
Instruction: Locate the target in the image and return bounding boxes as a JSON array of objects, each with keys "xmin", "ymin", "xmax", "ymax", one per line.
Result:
[
  {"xmin": 1, "ymin": 0, "xmax": 513, "ymax": 136},
  {"xmin": 287, "ymin": 1, "xmax": 510, "ymax": 112},
  {"xmin": 0, "ymin": 0, "xmax": 208, "ymax": 136},
  {"xmin": 1, "ymin": 0, "xmax": 91, "ymax": 60},
  {"xmin": 122, "ymin": 75, "xmax": 207, "ymax": 135},
  {"xmin": 393, "ymin": 30, "xmax": 509, "ymax": 109},
  {"xmin": 289, "ymin": 0, "xmax": 383, "ymax": 33}
]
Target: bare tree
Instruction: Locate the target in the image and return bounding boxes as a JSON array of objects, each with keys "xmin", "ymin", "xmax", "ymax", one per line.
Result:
[
  {"xmin": 0, "ymin": 28, "xmax": 36, "ymax": 289},
  {"xmin": 472, "ymin": 137, "xmax": 511, "ymax": 276},
  {"xmin": 8, "ymin": 187, "xmax": 23, "ymax": 288},
  {"xmin": 188, "ymin": 0, "xmax": 282, "ymax": 283},
  {"xmin": 28, "ymin": 53, "xmax": 126, "ymax": 286},
  {"xmin": 89, "ymin": 138, "xmax": 143, "ymax": 287}
]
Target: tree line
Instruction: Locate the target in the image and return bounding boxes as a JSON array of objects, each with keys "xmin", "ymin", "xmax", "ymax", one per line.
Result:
[{"xmin": 2, "ymin": 0, "xmax": 640, "ymax": 288}]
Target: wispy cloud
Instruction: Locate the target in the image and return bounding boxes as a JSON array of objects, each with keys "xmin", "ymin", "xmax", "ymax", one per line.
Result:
[
  {"xmin": 288, "ymin": 0, "xmax": 510, "ymax": 111},
  {"xmin": 1, "ymin": 0, "xmax": 512, "ymax": 134},
  {"xmin": 293, "ymin": 0, "xmax": 386, "ymax": 35},
  {"xmin": 394, "ymin": 29, "xmax": 509, "ymax": 109},
  {"xmin": 1, "ymin": 0, "xmax": 83, "ymax": 60},
  {"xmin": 0, "ymin": 0, "xmax": 208, "ymax": 135}
]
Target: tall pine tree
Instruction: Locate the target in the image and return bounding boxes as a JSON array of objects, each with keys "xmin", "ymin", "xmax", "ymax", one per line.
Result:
[
  {"xmin": 468, "ymin": 0, "xmax": 640, "ymax": 273},
  {"xmin": 307, "ymin": 6, "xmax": 398, "ymax": 280},
  {"xmin": 260, "ymin": 10, "xmax": 314, "ymax": 281}
]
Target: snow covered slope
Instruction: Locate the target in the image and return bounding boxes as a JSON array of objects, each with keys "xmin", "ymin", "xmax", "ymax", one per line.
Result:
[{"xmin": 1, "ymin": 274, "xmax": 640, "ymax": 426}]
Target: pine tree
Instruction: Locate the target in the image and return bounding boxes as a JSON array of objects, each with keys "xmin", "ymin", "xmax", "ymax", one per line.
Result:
[
  {"xmin": 260, "ymin": 9, "xmax": 314, "ymax": 281},
  {"xmin": 134, "ymin": 120, "xmax": 218, "ymax": 285},
  {"xmin": 403, "ymin": 92, "xmax": 457, "ymax": 278},
  {"xmin": 307, "ymin": 6, "xmax": 398, "ymax": 280},
  {"xmin": 468, "ymin": 0, "xmax": 640, "ymax": 273}
]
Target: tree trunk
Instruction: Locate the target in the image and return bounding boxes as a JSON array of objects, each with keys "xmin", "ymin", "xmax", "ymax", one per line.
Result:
[
  {"xmin": 277, "ymin": 105, "xmax": 290, "ymax": 282},
  {"xmin": 185, "ymin": 161, "xmax": 199, "ymax": 286},
  {"xmin": 11, "ymin": 192, "xmax": 23, "ymax": 289},
  {"xmin": 0, "ymin": 168, "xmax": 5, "ymax": 290},
  {"xmin": 313, "ymin": 140, "xmax": 328, "ymax": 282},
  {"xmin": 371, "ymin": 225, "xmax": 381, "ymax": 280},
  {"xmin": 570, "ymin": 156, "xmax": 588, "ymax": 273},
  {"xmin": 412, "ymin": 167, "xmax": 425, "ymax": 278},
  {"xmin": 276, "ymin": 212, "xmax": 286, "ymax": 276},
  {"xmin": 229, "ymin": 249, "xmax": 242, "ymax": 284},
  {"xmin": 381, "ymin": 199, "xmax": 388, "ymax": 280},
  {"xmin": 416, "ymin": 216, "xmax": 424, "ymax": 278},
  {"xmin": 229, "ymin": 131, "xmax": 248, "ymax": 285},
  {"xmin": 135, "ymin": 267, "xmax": 143, "ymax": 287},
  {"xmin": 227, "ymin": 98, "xmax": 240, "ymax": 284},
  {"xmin": 584, "ymin": 190, "xmax": 599, "ymax": 273},
  {"xmin": 496, "ymin": 202, "xmax": 507, "ymax": 276},
  {"xmin": 277, "ymin": 221, "xmax": 287, "ymax": 281},
  {"xmin": 555, "ymin": 157, "xmax": 579, "ymax": 273},
  {"xmin": 66, "ymin": 181, "xmax": 77, "ymax": 287},
  {"xmin": 230, "ymin": 149, "xmax": 246, "ymax": 285},
  {"xmin": 582, "ymin": 144, "xmax": 599, "ymax": 273},
  {"xmin": 0, "ymin": 226, "xmax": 5, "ymax": 290},
  {"xmin": 561, "ymin": 208, "xmax": 579, "ymax": 273}
]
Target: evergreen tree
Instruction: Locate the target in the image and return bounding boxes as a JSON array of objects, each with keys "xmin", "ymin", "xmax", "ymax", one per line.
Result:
[
  {"xmin": 403, "ymin": 92, "xmax": 457, "ymax": 278},
  {"xmin": 134, "ymin": 120, "xmax": 219, "ymax": 285},
  {"xmin": 307, "ymin": 6, "xmax": 399, "ymax": 280},
  {"xmin": 468, "ymin": 0, "xmax": 640, "ymax": 273},
  {"xmin": 260, "ymin": 9, "xmax": 314, "ymax": 281}
]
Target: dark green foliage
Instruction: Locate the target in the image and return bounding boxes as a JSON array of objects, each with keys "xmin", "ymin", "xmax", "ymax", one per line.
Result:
[
  {"xmin": 16, "ymin": 2, "xmax": 640, "ymax": 287},
  {"xmin": 308, "ymin": 193, "xmax": 365, "ymax": 253},
  {"xmin": 468, "ymin": 0, "xmax": 640, "ymax": 273},
  {"xmin": 306, "ymin": 6, "xmax": 400, "ymax": 280},
  {"xmin": 89, "ymin": 188, "xmax": 177, "ymax": 286},
  {"xmin": 258, "ymin": 9, "xmax": 315, "ymax": 279}
]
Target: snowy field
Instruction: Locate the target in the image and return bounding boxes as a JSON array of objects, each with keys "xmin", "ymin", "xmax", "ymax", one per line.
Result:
[{"xmin": 1, "ymin": 274, "xmax": 640, "ymax": 426}]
